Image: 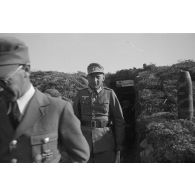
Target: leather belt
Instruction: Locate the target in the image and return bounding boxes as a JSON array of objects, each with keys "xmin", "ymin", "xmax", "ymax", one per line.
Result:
[{"xmin": 81, "ymin": 120, "xmax": 110, "ymax": 128}]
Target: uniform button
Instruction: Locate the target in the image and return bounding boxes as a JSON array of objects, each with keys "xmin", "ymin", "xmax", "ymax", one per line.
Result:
[
  {"xmin": 43, "ymin": 137, "xmax": 50, "ymax": 144},
  {"xmin": 11, "ymin": 158, "xmax": 18, "ymax": 163},
  {"xmin": 9, "ymin": 140, "xmax": 18, "ymax": 151},
  {"xmin": 11, "ymin": 140, "xmax": 17, "ymax": 145}
]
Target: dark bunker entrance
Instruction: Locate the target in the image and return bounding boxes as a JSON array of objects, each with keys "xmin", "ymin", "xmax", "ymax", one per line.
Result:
[{"xmin": 111, "ymin": 79, "xmax": 137, "ymax": 162}]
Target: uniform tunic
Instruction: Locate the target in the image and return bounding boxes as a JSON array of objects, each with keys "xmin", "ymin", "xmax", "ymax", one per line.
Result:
[
  {"xmin": 73, "ymin": 86, "xmax": 125, "ymax": 162},
  {"xmin": 0, "ymin": 89, "xmax": 90, "ymax": 163}
]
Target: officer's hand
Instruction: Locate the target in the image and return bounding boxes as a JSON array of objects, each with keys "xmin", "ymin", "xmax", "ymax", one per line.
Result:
[{"xmin": 115, "ymin": 150, "xmax": 120, "ymax": 163}]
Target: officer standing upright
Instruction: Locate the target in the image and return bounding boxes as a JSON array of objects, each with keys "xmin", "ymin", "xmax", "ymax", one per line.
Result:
[
  {"xmin": 0, "ymin": 37, "xmax": 90, "ymax": 163},
  {"xmin": 73, "ymin": 63, "xmax": 125, "ymax": 163}
]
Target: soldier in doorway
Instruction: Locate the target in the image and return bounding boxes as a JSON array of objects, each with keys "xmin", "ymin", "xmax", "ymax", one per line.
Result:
[{"xmin": 73, "ymin": 63, "xmax": 125, "ymax": 163}]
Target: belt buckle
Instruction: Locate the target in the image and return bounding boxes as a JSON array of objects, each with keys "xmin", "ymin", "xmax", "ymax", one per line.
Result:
[{"xmin": 91, "ymin": 120, "xmax": 96, "ymax": 128}]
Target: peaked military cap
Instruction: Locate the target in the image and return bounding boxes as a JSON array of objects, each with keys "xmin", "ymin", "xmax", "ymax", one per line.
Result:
[
  {"xmin": 0, "ymin": 37, "xmax": 30, "ymax": 77},
  {"xmin": 0, "ymin": 37, "xmax": 30, "ymax": 66},
  {"xmin": 87, "ymin": 63, "xmax": 104, "ymax": 75}
]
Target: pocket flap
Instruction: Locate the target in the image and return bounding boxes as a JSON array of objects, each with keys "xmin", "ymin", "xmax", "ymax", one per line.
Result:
[{"xmin": 31, "ymin": 132, "xmax": 58, "ymax": 145}]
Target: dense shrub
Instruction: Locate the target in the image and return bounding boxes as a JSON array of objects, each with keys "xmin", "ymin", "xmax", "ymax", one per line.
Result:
[
  {"xmin": 144, "ymin": 119, "xmax": 195, "ymax": 162},
  {"xmin": 30, "ymin": 71, "xmax": 88, "ymax": 100}
]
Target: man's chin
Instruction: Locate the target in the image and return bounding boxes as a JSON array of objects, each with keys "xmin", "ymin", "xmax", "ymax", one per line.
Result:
[{"xmin": 90, "ymin": 85, "xmax": 100, "ymax": 90}]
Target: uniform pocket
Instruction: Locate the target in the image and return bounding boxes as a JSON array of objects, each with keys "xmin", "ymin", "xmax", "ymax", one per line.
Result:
[
  {"xmin": 94, "ymin": 101, "xmax": 109, "ymax": 114},
  {"xmin": 30, "ymin": 132, "xmax": 58, "ymax": 163},
  {"xmin": 80, "ymin": 97, "xmax": 91, "ymax": 115}
]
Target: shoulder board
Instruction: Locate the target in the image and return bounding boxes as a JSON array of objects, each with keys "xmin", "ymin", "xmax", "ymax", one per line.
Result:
[{"xmin": 103, "ymin": 87, "xmax": 112, "ymax": 91}]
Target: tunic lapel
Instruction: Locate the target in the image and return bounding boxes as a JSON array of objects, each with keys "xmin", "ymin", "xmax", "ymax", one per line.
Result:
[
  {"xmin": 14, "ymin": 90, "xmax": 50, "ymax": 139},
  {"xmin": 0, "ymin": 99, "xmax": 15, "ymax": 138}
]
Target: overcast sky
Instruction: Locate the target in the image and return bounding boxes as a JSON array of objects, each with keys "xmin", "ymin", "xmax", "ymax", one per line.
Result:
[{"xmin": 1, "ymin": 33, "xmax": 195, "ymax": 74}]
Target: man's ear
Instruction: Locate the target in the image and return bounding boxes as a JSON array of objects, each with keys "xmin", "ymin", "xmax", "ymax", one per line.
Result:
[
  {"xmin": 24, "ymin": 65, "xmax": 30, "ymax": 72},
  {"xmin": 23, "ymin": 64, "xmax": 31, "ymax": 77}
]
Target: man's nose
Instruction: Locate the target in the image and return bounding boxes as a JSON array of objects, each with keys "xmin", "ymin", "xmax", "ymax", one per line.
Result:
[{"xmin": 94, "ymin": 77, "xmax": 98, "ymax": 82}]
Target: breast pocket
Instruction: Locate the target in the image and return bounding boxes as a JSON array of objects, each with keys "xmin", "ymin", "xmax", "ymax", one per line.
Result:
[
  {"xmin": 30, "ymin": 132, "xmax": 58, "ymax": 163},
  {"xmin": 80, "ymin": 97, "xmax": 91, "ymax": 115},
  {"xmin": 95, "ymin": 101, "xmax": 109, "ymax": 114}
]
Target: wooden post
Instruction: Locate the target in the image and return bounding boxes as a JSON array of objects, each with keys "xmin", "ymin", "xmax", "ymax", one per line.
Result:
[{"xmin": 177, "ymin": 70, "xmax": 194, "ymax": 120}]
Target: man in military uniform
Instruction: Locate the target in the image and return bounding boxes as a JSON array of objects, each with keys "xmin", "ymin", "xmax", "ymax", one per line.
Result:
[
  {"xmin": 0, "ymin": 37, "xmax": 90, "ymax": 163},
  {"xmin": 73, "ymin": 63, "xmax": 125, "ymax": 163}
]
